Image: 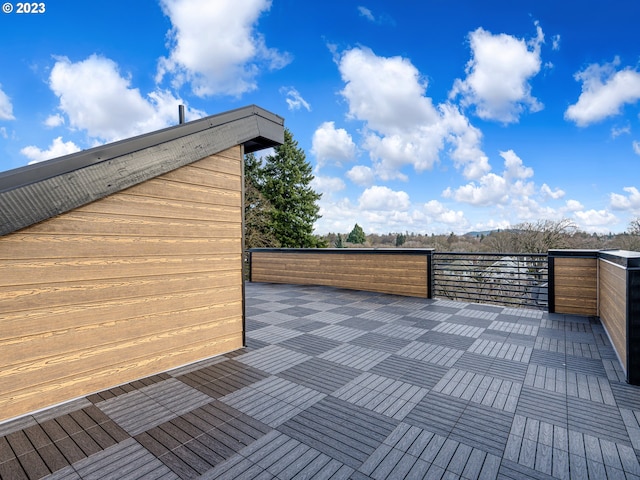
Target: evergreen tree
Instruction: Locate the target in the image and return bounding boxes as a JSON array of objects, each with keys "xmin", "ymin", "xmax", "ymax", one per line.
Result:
[
  {"xmin": 334, "ymin": 233, "xmax": 344, "ymax": 248},
  {"xmin": 260, "ymin": 129, "xmax": 325, "ymax": 247},
  {"xmin": 244, "ymin": 153, "xmax": 279, "ymax": 248},
  {"xmin": 347, "ymin": 223, "xmax": 366, "ymax": 244},
  {"xmin": 396, "ymin": 232, "xmax": 406, "ymax": 247}
]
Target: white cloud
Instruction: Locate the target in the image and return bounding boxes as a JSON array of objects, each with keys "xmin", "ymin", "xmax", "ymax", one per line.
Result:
[
  {"xmin": 0, "ymin": 85, "xmax": 15, "ymax": 120},
  {"xmin": 444, "ymin": 173, "xmax": 509, "ymax": 206},
  {"xmin": 540, "ymin": 183, "xmax": 565, "ymax": 199},
  {"xmin": 21, "ymin": 137, "xmax": 81, "ymax": 164},
  {"xmin": 281, "ymin": 87, "xmax": 311, "ymax": 111},
  {"xmin": 357, "ymin": 6, "xmax": 375, "ymax": 22},
  {"xmin": 311, "ymin": 121, "xmax": 356, "ymax": 166},
  {"xmin": 610, "ymin": 186, "xmax": 640, "ymax": 212},
  {"xmin": 611, "ymin": 125, "xmax": 631, "ymax": 138},
  {"xmin": 552, "ymin": 34, "xmax": 561, "ymax": 51},
  {"xmin": 450, "ymin": 24, "xmax": 544, "ymax": 123},
  {"xmin": 565, "ymin": 58, "xmax": 640, "ymax": 126},
  {"xmin": 633, "ymin": 141, "xmax": 640, "ymax": 156},
  {"xmin": 346, "ymin": 165, "xmax": 375, "ymax": 186},
  {"xmin": 574, "ymin": 209, "xmax": 618, "ymax": 231},
  {"xmin": 423, "ymin": 200, "xmax": 467, "ymax": 227},
  {"xmin": 444, "ymin": 150, "xmax": 534, "ymax": 206},
  {"xmin": 157, "ymin": 0, "xmax": 290, "ymax": 97},
  {"xmin": 337, "ymin": 46, "xmax": 489, "ymax": 181},
  {"xmin": 49, "ymin": 55, "xmax": 203, "ymax": 143},
  {"xmin": 358, "ymin": 185, "xmax": 410, "ymax": 211},
  {"xmin": 44, "ymin": 114, "xmax": 64, "ymax": 128},
  {"xmin": 565, "ymin": 199, "xmax": 584, "ymax": 211},
  {"xmin": 501, "ymin": 149, "xmax": 533, "ymax": 180},
  {"xmin": 311, "ymin": 175, "xmax": 346, "ymax": 194}
]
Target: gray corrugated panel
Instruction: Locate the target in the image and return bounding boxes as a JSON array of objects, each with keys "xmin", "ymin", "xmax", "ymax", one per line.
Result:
[{"xmin": 0, "ymin": 105, "xmax": 284, "ymax": 236}]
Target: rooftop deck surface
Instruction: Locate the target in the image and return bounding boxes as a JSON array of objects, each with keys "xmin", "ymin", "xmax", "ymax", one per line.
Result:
[{"xmin": 2, "ymin": 282, "xmax": 640, "ymax": 479}]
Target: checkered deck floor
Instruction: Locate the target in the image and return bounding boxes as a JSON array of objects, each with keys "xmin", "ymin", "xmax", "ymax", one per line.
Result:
[{"xmin": 2, "ymin": 282, "xmax": 640, "ymax": 479}]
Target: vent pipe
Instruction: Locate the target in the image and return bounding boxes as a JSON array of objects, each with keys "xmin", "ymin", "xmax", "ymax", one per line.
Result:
[{"xmin": 178, "ymin": 104, "xmax": 185, "ymax": 124}]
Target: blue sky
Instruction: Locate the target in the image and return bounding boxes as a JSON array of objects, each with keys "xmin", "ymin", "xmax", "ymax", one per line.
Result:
[{"xmin": 1, "ymin": 1, "xmax": 640, "ymax": 235}]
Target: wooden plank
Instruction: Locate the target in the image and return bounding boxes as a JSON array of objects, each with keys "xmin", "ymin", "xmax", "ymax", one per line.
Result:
[
  {"xmin": 599, "ymin": 260, "xmax": 627, "ymax": 368},
  {"xmin": 0, "ymin": 305, "xmax": 242, "ymax": 388},
  {"xmin": 0, "ymin": 270, "xmax": 240, "ymax": 314},
  {"xmin": 122, "ymin": 180, "xmax": 241, "ymax": 208},
  {"xmin": 0, "ymin": 282, "xmax": 242, "ymax": 340},
  {"xmin": 20, "ymin": 212, "xmax": 241, "ymax": 238},
  {"xmin": 553, "ymin": 258, "xmax": 597, "ymax": 316},
  {"xmin": 0, "ymin": 254, "xmax": 240, "ymax": 285},
  {"xmin": 159, "ymin": 165, "xmax": 241, "ymax": 191},
  {"xmin": 0, "ymin": 235, "xmax": 241, "ymax": 259}
]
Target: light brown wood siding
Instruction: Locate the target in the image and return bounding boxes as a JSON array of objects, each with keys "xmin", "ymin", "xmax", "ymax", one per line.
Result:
[
  {"xmin": 0, "ymin": 146, "xmax": 244, "ymax": 422},
  {"xmin": 599, "ymin": 259, "xmax": 627, "ymax": 370},
  {"xmin": 553, "ymin": 257, "xmax": 598, "ymax": 316},
  {"xmin": 251, "ymin": 252, "xmax": 428, "ymax": 297}
]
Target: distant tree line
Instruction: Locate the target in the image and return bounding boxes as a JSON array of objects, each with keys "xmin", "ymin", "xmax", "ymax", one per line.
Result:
[{"xmin": 322, "ymin": 218, "xmax": 640, "ymax": 253}]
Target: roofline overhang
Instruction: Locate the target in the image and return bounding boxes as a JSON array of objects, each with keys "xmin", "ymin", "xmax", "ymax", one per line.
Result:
[{"xmin": 0, "ymin": 105, "xmax": 284, "ymax": 236}]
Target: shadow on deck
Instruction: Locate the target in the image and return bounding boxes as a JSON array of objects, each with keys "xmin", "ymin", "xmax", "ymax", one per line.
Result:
[{"xmin": 2, "ymin": 282, "xmax": 640, "ymax": 479}]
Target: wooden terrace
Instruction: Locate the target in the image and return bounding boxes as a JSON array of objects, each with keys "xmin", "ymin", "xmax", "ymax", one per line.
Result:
[{"xmin": 2, "ymin": 282, "xmax": 640, "ymax": 479}]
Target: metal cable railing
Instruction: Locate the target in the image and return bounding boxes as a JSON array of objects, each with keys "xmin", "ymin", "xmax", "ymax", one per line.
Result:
[{"xmin": 432, "ymin": 252, "xmax": 548, "ymax": 309}]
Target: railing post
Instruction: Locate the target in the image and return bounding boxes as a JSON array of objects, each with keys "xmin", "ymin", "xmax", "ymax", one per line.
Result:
[{"xmin": 426, "ymin": 249, "xmax": 434, "ymax": 299}]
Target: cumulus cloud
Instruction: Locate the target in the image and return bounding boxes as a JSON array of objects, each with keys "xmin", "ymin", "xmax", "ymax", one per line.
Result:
[
  {"xmin": 0, "ymin": 85, "xmax": 15, "ymax": 120},
  {"xmin": 450, "ymin": 24, "xmax": 544, "ymax": 123},
  {"xmin": 311, "ymin": 121, "xmax": 356, "ymax": 166},
  {"xmin": 610, "ymin": 186, "xmax": 640, "ymax": 212},
  {"xmin": 44, "ymin": 114, "xmax": 65, "ymax": 128},
  {"xmin": 49, "ymin": 55, "xmax": 202, "ymax": 143},
  {"xmin": 565, "ymin": 199, "xmax": 584, "ymax": 211},
  {"xmin": 337, "ymin": 46, "xmax": 489, "ymax": 181},
  {"xmin": 157, "ymin": 0, "xmax": 290, "ymax": 97},
  {"xmin": 574, "ymin": 209, "xmax": 618, "ymax": 231},
  {"xmin": 281, "ymin": 87, "xmax": 311, "ymax": 111},
  {"xmin": 21, "ymin": 137, "xmax": 81, "ymax": 164},
  {"xmin": 633, "ymin": 141, "xmax": 640, "ymax": 156},
  {"xmin": 443, "ymin": 150, "xmax": 534, "ymax": 206},
  {"xmin": 423, "ymin": 200, "xmax": 467, "ymax": 227},
  {"xmin": 565, "ymin": 58, "xmax": 640, "ymax": 126},
  {"xmin": 540, "ymin": 183, "xmax": 565, "ymax": 200},
  {"xmin": 358, "ymin": 185, "xmax": 410, "ymax": 211},
  {"xmin": 346, "ymin": 165, "xmax": 375, "ymax": 186},
  {"xmin": 552, "ymin": 34, "xmax": 561, "ymax": 51},
  {"xmin": 311, "ymin": 175, "xmax": 346, "ymax": 195}
]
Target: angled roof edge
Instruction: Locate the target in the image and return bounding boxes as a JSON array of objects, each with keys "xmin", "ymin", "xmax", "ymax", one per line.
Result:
[{"xmin": 0, "ymin": 105, "xmax": 284, "ymax": 236}]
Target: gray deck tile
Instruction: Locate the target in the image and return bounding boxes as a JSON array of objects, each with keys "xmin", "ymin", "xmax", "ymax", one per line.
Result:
[
  {"xmin": 349, "ymin": 332, "xmax": 412, "ymax": 353},
  {"xmin": 319, "ymin": 344, "xmax": 390, "ymax": 371},
  {"xmin": 332, "ymin": 372, "xmax": 428, "ymax": 420},
  {"xmin": 397, "ymin": 341, "xmax": 464, "ymax": 367},
  {"xmin": 372, "ymin": 323, "xmax": 428, "ymax": 340},
  {"xmin": 416, "ymin": 331, "xmax": 477, "ymax": 350},
  {"xmin": 277, "ymin": 357, "xmax": 362, "ymax": 394},
  {"xmin": 234, "ymin": 344, "xmax": 311, "ymax": 374},
  {"xmin": 246, "ymin": 325, "xmax": 303, "ymax": 344},
  {"xmin": 369, "ymin": 354, "xmax": 449, "ymax": 389},
  {"xmin": 432, "ymin": 322, "xmax": 485, "ymax": 338},
  {"xmin": 404, "ymin": 392, "xmax": 467, "ymax": 437},
  {"xmin": 469, "ymin": 339, "xmax": 532, "ymax": 362},
  {"xmin": 278, "ymin": 333, "xmax": 343, "ymax": 356}
]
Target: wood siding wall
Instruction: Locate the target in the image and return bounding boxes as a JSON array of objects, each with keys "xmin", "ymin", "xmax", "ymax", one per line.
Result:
[
  {"xmin": 0, "ymin": 146, "xmax": 244, "ymax": 422},
  {"xmin": 599, "ymin": 259, "xmax": 627, "ymax": 371},
  {"xmin": 553, "ymin": 257, "xmax": 598, "ymax": 316},
  {"xmin": 251, "ymin": 252, "xmax": 429, "ymax": 297}
]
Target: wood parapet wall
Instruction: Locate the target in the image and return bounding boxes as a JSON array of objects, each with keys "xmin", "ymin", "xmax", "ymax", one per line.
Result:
[
  {"xmin": 250, "ymin": 250, "xmax": 430, "ymax": 298},
  {"xmin": 552, "ymin": 257, "xmax": 598, "ymax": 316},
  {"xmin": 598, "ymin": 259, "xmax": 627, "ymax": 371},
  {"xmin": 0, "ymin": 146, "xmax": 244, "ymax": 422}
]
